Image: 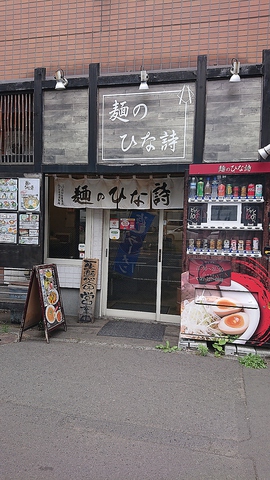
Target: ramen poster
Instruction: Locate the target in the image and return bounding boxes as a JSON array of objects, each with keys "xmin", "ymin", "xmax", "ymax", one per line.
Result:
[
  {"xmin": 180, "ymin": 257, "xmax": 270, "ymax": 347},
  {"xmin": 19, "ymin": 178, "xmax": 40, "ymax": 212}
]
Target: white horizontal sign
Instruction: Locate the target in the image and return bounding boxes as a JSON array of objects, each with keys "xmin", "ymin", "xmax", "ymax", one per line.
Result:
[{"xmin": 54, "ymin": 177, "xmax": 184, "ymax": 209}]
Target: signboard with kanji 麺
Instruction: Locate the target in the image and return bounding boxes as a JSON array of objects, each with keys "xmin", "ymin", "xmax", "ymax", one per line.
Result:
[
  {"xmin": 99, "ymin": 85, "xmax": 195, "ymax": 165},
  {"xmin": 78, "ymin": 259, "xmax": 99, "ymax": 323}
]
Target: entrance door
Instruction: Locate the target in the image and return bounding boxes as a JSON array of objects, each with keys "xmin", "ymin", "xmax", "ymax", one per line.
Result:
[{"xmin": 104, "ymin": 209, "xmax": 182, "ymax": 323}]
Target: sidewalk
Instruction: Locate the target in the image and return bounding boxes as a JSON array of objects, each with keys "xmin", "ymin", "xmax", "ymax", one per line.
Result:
[
  {"xmin": 1, "ymin": 314, "xmax": 270, "ymax": 479},
  {"xmin": 2, "ymin": 312, "xmax": 270, "ymax": 359},
  {"xmin": 0, "ymin": 313, "xmax": 180, "ymax": 349}
]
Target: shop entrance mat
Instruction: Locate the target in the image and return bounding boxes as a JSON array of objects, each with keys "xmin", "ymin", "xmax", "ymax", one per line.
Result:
[{"xmin": 97, "ymin": 320, "xmax": 165, "ymax": 341}]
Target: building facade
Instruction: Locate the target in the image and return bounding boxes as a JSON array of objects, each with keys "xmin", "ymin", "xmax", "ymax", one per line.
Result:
[{"xmin": 1, "ymin": 1, "xmax": 270, "ymax": 325}]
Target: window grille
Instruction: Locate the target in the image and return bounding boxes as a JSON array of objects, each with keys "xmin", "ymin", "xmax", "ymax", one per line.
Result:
[{"xmin": 0, "ymin": 93, "xmax": 34, "ymax": 164}]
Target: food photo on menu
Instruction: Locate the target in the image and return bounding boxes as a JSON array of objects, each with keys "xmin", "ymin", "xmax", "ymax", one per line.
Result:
[
  {"xmin": 19, "ymin": 178, "xmax": 40, "ymax": 212},
  {"xmin": 39, "ymin": 267, "xmax": 63, "ymax": 327}
]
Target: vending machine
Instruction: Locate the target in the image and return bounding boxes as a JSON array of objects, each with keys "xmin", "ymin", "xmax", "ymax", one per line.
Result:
[{"xmin": 180, "ymin": 162, "xmax": 270, "ymax": 347}]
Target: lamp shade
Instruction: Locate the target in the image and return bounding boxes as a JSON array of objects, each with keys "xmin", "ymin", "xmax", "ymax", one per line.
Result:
[
  {"xmin": 229, "ymin": 74, "xmax": 241, "ymax": 82},
  {"xmin": 258, "ymin": 144, "xmax": 270, "ymax": 159},
  {"xmin": 55, "ymin": 81, "xmax": 66, "ymax": 90},
  {"xmin": 139, "ymin": 81, "xmax": 149, "ymax": 90}
]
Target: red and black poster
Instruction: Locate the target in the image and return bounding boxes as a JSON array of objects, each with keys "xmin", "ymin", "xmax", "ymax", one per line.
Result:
[
  {"xmin": 188, "ymin": 259, "xmax": 231, "ymax": 286},
  {"xmin": 19, "ymin": 264, "xmax": 67, "ymax": 343}
]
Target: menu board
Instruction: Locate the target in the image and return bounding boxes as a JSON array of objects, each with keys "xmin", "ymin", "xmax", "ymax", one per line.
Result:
[
  {"xmin": 0, "ymin": 212, "xmax": 17, "ymax": 243},
  {"xmin": 19, "ymin": 264, "xmax": 67, "ymax": 343},
  {"xmin": 0, "ymin": 178, "xmax": 18, "ymax": 210},
  {"xmin": 0, "ymin": 177, "xmax": 40, "ymax": 245},
  {"xmin": 19, "ymin": 213, "xmax": 39, "ymax": 245},
  {"xmin": 37, "ymin": 265, "xmax": 65, "ymax": 331},
  {"xmin": 19, "ymin": 178, "xmax": 40, "ymax": 212}
]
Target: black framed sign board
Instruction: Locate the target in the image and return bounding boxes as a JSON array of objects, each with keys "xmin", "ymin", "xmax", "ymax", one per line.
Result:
[
  {"xmin": 19, "ymin": 264, "xmax": 67, "ymax": 343},
  {"xmin": 78, "ymin": 258, "xmax": 99, "ymax": 323}
]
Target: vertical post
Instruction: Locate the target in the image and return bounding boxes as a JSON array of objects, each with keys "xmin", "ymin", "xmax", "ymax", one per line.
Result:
[
  {"xmin": 88, "ymin": 63, "xmax": 100, "ymax": 171},
  {"xmin": 33, "ymin": 68, "xmax": 46, "ymax": 172},
  {"xmin": 260, "ymin": 50, "xmax": 270, "ymax": 153},
  {"xmin": 33, "ymin": 68, "xmax": 45, "ymax": 263},
  {"xmin": 193, "ymin": 55, "xmax": 207, "ymax": 164}
]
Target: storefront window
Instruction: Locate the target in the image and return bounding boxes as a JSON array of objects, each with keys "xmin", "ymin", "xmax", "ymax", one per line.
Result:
[{"xmin": 48, "ymin": 177, "xmax": 85, "ymax": 259}]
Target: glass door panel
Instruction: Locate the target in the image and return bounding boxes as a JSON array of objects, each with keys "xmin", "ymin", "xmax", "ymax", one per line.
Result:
[
  {"xmin": 161, "ymin": 210, "xmax": 183, "ymax": 315},
  {"xmin": 107, "ymin": 209, "xmax": 159, "ymax": 313}
]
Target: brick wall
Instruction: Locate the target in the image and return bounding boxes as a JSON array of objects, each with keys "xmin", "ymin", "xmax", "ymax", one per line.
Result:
[{"xmin": 1, "ymin": 0, "xmax": 269, "ymax": 80}]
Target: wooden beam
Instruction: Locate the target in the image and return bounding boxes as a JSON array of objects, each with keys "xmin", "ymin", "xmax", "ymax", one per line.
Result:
[
  {"xmin": 260, "ymin": 50, "xmax": 270, "ymax": 151},
  {"xmin": 193, "ymin": 55, "xmax": 207, "ymax": 164},
  {"xmin": 34, "ymin": 68, "xmax": 46, "ymax": 172},
  {"xmin": 88, "ymin": 63, "xmax": 99, "ymax": 172}
]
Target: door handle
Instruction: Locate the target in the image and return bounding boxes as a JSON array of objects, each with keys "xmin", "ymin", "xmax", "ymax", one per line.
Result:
[{"xmin": 158, "ymin": 249, "xmax": 161, "ymax": 262}]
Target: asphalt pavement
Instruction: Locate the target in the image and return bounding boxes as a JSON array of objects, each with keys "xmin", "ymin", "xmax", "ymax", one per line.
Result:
[{"xmin": 0, "ymin": 316, "xmax": 270, "ymax": 480}]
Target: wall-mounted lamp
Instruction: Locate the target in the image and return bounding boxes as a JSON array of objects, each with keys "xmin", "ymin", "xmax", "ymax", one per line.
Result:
[
  {"xmin": 139, "ymin": 70, "xmax": 149, "ymax": 90},
  {"xmin": 54, "ymin": 69, "xmax": 68, "ymax": 90},
  {"xmin": 258, "ymin": 143, "xmax": 270, "ymax": 159},
  {"xmin": 229, "ymin": 58, "xmax": 241, "ymax": 82}
]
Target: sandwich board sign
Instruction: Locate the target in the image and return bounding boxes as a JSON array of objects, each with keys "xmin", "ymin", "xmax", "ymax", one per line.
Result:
[{"xmin": 19, "ymin": 264, "xmax": 67, "ymax": 343}]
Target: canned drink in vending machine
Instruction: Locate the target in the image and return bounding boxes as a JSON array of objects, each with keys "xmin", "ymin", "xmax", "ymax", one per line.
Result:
[
  {"xmin": 231, "ymin": 239, "xmax": 237, "ymax": 251},
  {"xmin": 226, "ymin": 184, "xmax": 232, "ymax": 198},
  {"xmin": 217, "ymin": 239, "xmax": 223, "ymax": 250},
  {"xmin": 245, "ymin": 239, "xmax": 251, "ymax": 251},
  {"xmin": 188, "ymin": 238, "xmax": 195, "ymax": 249},
  {"xmin": 247, "ymin": 184, "xmax": 255, "ymax": 198},
  {"xmin": 238, "ymin": 240, "xmax": 244, "ymax": 251},
  {"xmin": 196, "ymin": 239, "xmax": 201, "ymax": 249},
  {"xmin": 203, "ymin": 238, "xmax": 208, "ymax": 250},
  {"xmin": 233, "ymin": 186, "xmax": 239, "ymax": 198},
  {"xmin": 253, "ymin": 237, "xmax": 259, "ymax": 251},
  {"xmin": 210, "ymin": 239, "xmax": 216, "ymax": 250},
  {"xmin": 255, "ymin": 184, "xmax": 263, "ymax": 198},
  {"xmin": 241, "ymin": 186, "xmax": 247, "ymax": 198},
  {"xmin": 223, "ymin": 239, "xmax": 230, "ymax": 250}
]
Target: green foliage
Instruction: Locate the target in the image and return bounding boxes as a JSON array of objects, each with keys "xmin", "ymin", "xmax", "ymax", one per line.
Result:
[
  {"xmin": 212, "ymin": 337, "xmax": 228, "ymax": 357},
  {"xmin": 1, "ymin": 324, "xmax": 9, "ymax": 333},
  {"xmin": 238, "ymin": 353, "xmax": 267, "ymax": 369},
  {"xmin": 156, "ymin": 340, "xmax": 179, "ymax": 353},
  {"xmin": 196, "ymin": 343, "xmax": 209, "ymax": 356}
]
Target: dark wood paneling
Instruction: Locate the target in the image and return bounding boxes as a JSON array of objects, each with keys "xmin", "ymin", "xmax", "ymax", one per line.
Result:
[
  {"xmin": 34, "ymin": 68, "xmax": 46, "ymax": 172},
  {"xmin": 88, "ymin": 63, "xmax": 99, "ymax": 171},
  {"xmin": 0, "ymin": 61, "xmax": 266, "ymax": 177},
  {"xmin": 193, "ymin": 55, "xmax": 207, "ymax": 164},
  {"xmin": 0, "ymin": 245, "xmax": 43, "ymax": 268},
  {"xmin": 0, "ymin": 64, "xmax": 263, "ymax": 95},
  {"xmin": 207, "ymin": 63, "xmax": 262, "ymax": 80},
  {"xmin": 260, "ymin": 50, "xmax": 270, "ymax": 150}
]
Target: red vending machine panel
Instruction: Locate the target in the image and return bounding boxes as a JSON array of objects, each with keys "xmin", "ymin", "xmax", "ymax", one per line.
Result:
[{"xmin": 181, "ymin": 163, "xmax": 270, "ymax": 347}]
